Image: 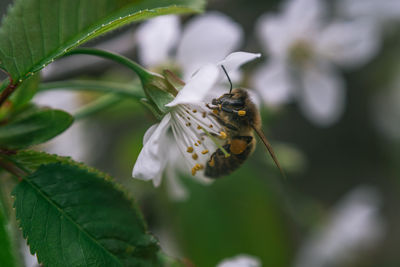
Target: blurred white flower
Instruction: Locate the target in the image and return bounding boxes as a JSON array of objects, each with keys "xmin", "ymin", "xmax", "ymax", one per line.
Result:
[
  {"xmin": 132, "ymin": 52, "xmax": 260, "ymax": 189},
  {"xmin": 136, "ymin": 12, "xmax": 244, "ymax": 80},
  {"xmin": 252, "ymin": 0, "xmax": 379, "ymax": 126},
  {"xmin": 294, "ymin": 186, "xmax": 385, "ymax": 267},
  {"xmin": 34, "ymin": 91, "xmax": 89, "ymax": 162},
  {"xmin": 339, "ymin": 0, "xmax": 400, "ymax": 25},
  {"xmin": 217, "ymin": 254, "xmax": 261, "ymax": 267},
  {"xmin": 371, "ymin": 75, "xmax": 400, "ymax": 141}
]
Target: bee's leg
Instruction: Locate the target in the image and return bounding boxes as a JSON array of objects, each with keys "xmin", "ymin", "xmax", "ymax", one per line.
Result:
[
  {"xmin": 206, "ymin": 103, "xmax": 219, "ymax": 111},
  {"xmin": 210, "ymin": 113, "xmax": 238, "ymax": 131}
]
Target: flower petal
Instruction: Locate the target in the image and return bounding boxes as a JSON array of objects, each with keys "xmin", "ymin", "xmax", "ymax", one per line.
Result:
[
  {"xmin": 165, "ymin": 64, "xmax": 219, "ymax": 107},
  {"xmin": 132, "ymin": 114, "xmax": 171, "ymax": 186},
  {"xmin": 285, "ymin": 0, "xmax": 325, "ymax": 29},
  {"xmin": 256, "ymin": 14, "xmax": 291, "ymax": 57},
  {"xmin": 135, "ymin": 15, "xmax": 180, "ymax": 67},
  {"xmin": 176, "ymin": 12, "xmax": 243, "ymax": 79},
  {"xmin": 217, "ymin": 52, "xmax": 261, "ymax": 75},
  {"xmin": 316, "ymin": 20, "xmax": 380, "ymax": 68},
  {"xmin": 251, "ymin": 60, "xmax": 293, "ymax": 106},
  {"xmin": 339, "ymin": 0, "xmax": 400, "ymax": 22},
  {"xmin": 298, "ymin": 63, "xmax": 346, "ymax": 126}
]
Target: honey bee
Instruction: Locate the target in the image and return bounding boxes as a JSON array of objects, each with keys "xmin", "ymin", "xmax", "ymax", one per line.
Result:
[{"xmin": 204, "ymin": 66, "xmax": 284, "ymax": 178}]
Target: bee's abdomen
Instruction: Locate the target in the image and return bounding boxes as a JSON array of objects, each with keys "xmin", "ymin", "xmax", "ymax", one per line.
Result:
[{"xmin": 205, "ymin": 136, "xmax": 254, "ymax": 178}]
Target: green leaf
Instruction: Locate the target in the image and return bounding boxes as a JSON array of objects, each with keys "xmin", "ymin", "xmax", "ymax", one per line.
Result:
[
  {"xmin": 0, "ymin": 106, "xmax": 73, "ymax": 149},
  {"xmin": 10, "ymin": 73, "xmax": 40, "ymax": 110},
  {"xmin": 0, "ymin": 0, "xmax": 205, "ymax": 83},
  {"xmin": 0, "ymin": 194, "xmax": 18, "ymax": 267},
  {"xmin": 12, "ymin": 160, "xmax": 161, "ymax": 266}
]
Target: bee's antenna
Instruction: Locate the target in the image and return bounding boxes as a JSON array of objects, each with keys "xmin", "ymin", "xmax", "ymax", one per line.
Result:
[{"xmin": 221, "ymin": 65, "xmax": 233, "ymax": 93}]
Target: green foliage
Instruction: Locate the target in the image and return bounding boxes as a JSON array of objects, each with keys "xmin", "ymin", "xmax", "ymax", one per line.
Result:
[
  {"xmin": 12, "ymin": 157, "xmax": 161, "ymax": 266},
  {"xmin": 0, "ymin": 105, "xmax": 73, "ymax": 149},
  {"xmin": 10, "ymin": 73, "xmax": 40, "ymax": 110},
  {"xmin": 0, "ymin": 195, "xmax": 18, "ymax": 267},
  {"xmin": 170, "ymin": 164, "xmax": 291, "ymax": 267},
  {"xmin": 0, "ymin": 0, "xmax": 205, "ymax": 83}
]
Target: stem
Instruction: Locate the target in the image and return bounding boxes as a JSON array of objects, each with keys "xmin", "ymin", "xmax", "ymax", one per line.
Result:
[
  {"xmin": 65, "ymin": 48, "xmax": 154, "ymax": 82},
  {"xmin": 0, "ymin": 156, "xmax": 27, "ymax": 178},
  {"xmin": 39, "ymin": 80, "xmax": 144, "ymax": 99},
  {"xmin": 74, "ymin": 94, "xmax": 122, "ymax": 120},
  {"xmin": 0, "ymin": 77, "xmax": 18, "ymax": 108}
]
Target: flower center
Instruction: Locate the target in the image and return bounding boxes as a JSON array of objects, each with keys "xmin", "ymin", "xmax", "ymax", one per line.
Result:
[{"xmin": 289, "ymin": 40, "xmax": 314, "ymax": 66}]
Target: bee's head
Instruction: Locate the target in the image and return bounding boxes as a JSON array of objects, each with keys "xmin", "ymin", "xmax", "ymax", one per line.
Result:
[{"xmin": 212, "ymin": 88, "xmax": 247, "ymax": 110}]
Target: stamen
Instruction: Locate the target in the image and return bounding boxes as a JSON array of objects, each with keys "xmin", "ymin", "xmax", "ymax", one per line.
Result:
[
  {"xmin": 192, "ymin": 153, "xmax": 198, "ymax": 160},
  {"xmin": 202, "ymin": 112, "xmax": 206, "ymax": 118},
  {"xmin": 187, "ymin": 146, "xmax": 194, "ymax": 153},
  {"xmin": 202, "ymin": 150, "xmax": 209, "ymax": 154},
  {"xmin": 197, "ymin": 125, "xmax": 202, "ymax": 130},
  {"xmin": 197, "ymin": 140, "xmax": 202, "ymax": 144},
  {"xmin": 191, "ymin": 167, "xmax": 197, "ymax": 176},
  {"xmin": 192, "ymin": 109, "xmax": 197, "ymax": 113},
  {"xmin": 201, "ymin": 128, "xmax": 230, "ymax": 158},
  {"xmin": 209, "ymin": 124, "xmax": 213, "ymax": 128},
  {"xmin": 213, "ymin": 109, "xmax": 219, "ymax": 115},
  {"xmin": 219, "ymin": 131, "xmax": 227, "ymax": 139},
  {"xmin": 194, "ymin": 163, "xmax": 201, "ymax": 170},
  {"xmin": 186, "ymin": 122, "xmax": 191, "ymax": 127},
  {"xmin": 187, "ymin": 117, "xmax": 191, "ymax": 120},
  {"xmin": 194, "ymin": 143, "xmax": 199, "ymax": 146}
]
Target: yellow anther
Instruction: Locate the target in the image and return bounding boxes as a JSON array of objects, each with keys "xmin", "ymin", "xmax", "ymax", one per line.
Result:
[
  {"xmin": 201, "ymin": 150, "xmax": 209, "ymax": 154},
  {"xmin": 195, "ymin": 143, "xmax": 199, "ymax": 147},
  {"xmin": 197, "ymin": 140, "xmax": 202, "ymax": 144},
  {"xmin": 219, "ymin": 131, "xmax": 227, "ymax": 139},
  {"xmin": 187, "ymin": 147, "xmax": 194, "ymax": 153},
  {"xmin": 202, "ymin": 112, "xmax": 206, "ymax": 118},
  {"xmin": 198, "ymin": 164, "xmax": 204, "ymax": 170},
  {"xmin": 187, "ymin": 117, "xmax": 191, "ymax": 120},
  {"xmin": 209, "ymin": 124, "xmax": 213, "ymax": 128},
  {"xmin": 213, "ymin": 109, "xmax": 219, "ymax": 115},
  {"xmin": 238, "ymin": 110, "xmax": 246, "ymax": 116},
  {"xmin": 197, "ymin": 125, "xmax": 202, "ymax": 130},
  {"xmin": 186, "ymin": 122, "xmax": 191, "ymax": 127},
  {"xmin": 194, "ymin": 163, "xmax": 202, "ymax": 170},
  {"xmin": 192, "ymin": 153, "xmax": 198, "ymax": 160},
  {"xmin": 192, "ymin": 109, "xmax": 197, "ymax": 113},
  {"xmin": 191, "ymin": 167, "xmax": 197, "ymax": 176}
]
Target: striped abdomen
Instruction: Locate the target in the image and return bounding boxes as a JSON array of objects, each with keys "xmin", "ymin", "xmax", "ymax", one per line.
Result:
[{"xmin": 205, "ymin": 136, "xmax": 255, "ymax": 178}]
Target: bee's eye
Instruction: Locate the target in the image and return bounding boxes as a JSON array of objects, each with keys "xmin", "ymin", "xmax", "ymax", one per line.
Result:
[{"xmin": 212, "ymin": 98, "xmax": 219, "ymax": 105}]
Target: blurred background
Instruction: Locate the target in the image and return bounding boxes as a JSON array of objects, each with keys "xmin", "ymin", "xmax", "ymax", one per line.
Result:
[{"xmin": 1, "ymin": 0, "xmax": 400, "ymax": 266}]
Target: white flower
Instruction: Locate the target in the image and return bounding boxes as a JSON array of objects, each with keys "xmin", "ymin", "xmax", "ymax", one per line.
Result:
[
  {"xmin": 135, "ymin": 12, "xmax": 243, "ymax": 80},
  {"xmin": 294, "ymin": 186, "xmax": 385, "ymax": 267},
  {"xmin": 338, "ymin": 0, "xmax": 400, "ymax": 25},
  {"xmin": 132, "ymin": 52, "xmax": 260, "ymax": 187},
  {"xmin": 217, "ymin": 254, "xmax": 261, "ymax": 267},
  {"xmin": 252, "ymin": 0, "xmax": 379, "ymax": 126}
]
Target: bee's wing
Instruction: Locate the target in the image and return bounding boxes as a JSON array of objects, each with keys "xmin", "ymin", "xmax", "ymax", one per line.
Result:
[{"xmin": 252, "ymin": 125, "xmax": 286, "ymax": 179}]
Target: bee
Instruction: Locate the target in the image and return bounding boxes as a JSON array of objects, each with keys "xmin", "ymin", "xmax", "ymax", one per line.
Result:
[{"xmin": 204, "ymin": 66, "xmax": 284, "ymax": 178}]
